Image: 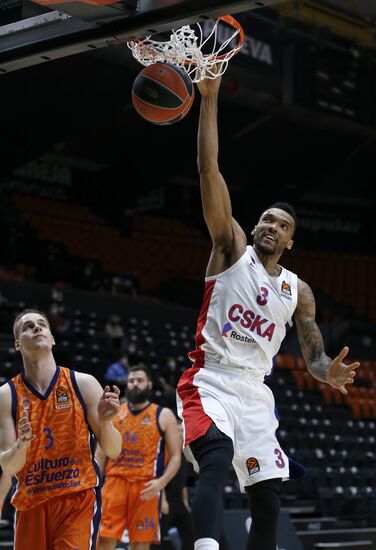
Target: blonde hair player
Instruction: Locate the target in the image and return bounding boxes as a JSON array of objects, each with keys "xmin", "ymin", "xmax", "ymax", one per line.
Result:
[
  {"xmin": 176, "ymin": 69, "xmax": 360, "ymax": 550},
  {"xmin": 0, "ymin": 309, "xmax": 122, "ymax": 550}
]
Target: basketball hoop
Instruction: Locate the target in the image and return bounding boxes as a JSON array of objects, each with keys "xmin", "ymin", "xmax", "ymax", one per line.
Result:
[{"xmin": 127, "ymin": 15, "xmax": 244, "ymax": 83}]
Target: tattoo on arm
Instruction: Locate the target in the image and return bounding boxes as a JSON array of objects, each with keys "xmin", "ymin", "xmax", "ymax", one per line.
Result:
[{"xmin": 295, "ymin": 281, "xmax": 332, "ymax": 382}]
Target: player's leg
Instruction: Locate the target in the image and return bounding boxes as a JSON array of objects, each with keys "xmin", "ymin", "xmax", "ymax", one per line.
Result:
[
  {"xmin": 52, "ymin": 488, "xmax": 101, "ymax": 549},
  {"xmin": 177, "ymin": 366, "xmax": 237, "ymax": 549},
  {"xmin": 174, "ymin": 503, "xmax": 194, "ymax": 550},
  {"xmin": 245, "ymin": 478, "xmax": 282, "ymax": 550},
  {"xmin": 98, "ymin": 476, "xmax": 129, "ymax": 550},
  {"xmin": 127, "ymin": 480, "xmax": 160, "ymax": 549},
  {"xmin": 190, "ymin": 423, "xmax": 234, "ymax": 550},
  {"xmin": 231, "ymin": 380, "xmax": 288, "ymax": 550}
]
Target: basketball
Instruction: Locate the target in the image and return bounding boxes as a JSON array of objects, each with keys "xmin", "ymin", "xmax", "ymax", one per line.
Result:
[{"xmin": 131, "ymin": 62, "xmax": 195, "ymax": 125}]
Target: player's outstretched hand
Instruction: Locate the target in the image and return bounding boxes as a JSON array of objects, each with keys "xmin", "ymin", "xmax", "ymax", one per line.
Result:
[
  {"xmin": 327, "ymin": 346, "xmax": 360, "ymax": 394},
  {"xmin": 140, "ymin": 478, "xmax": 164, "ymax": 501},
  {"xmin": 98, "ymin": 385, "xmax": 120, "ymax": 422},
  {"xmin": 197, "ymin": 64, "xmax": 222, "ymax": 96},
  {"xmin": 17, "ymin": 410, "xmax": 36, "ymax": 450}
]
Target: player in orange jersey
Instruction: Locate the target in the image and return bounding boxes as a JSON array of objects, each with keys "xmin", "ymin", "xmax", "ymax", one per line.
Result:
[
  {"xmin": 0, "ymin": 309, "xmax": 122, "ymax": 550},
  {"xmin": 96, "ymin": 365, "xmax": 181, "ymax": 550}
]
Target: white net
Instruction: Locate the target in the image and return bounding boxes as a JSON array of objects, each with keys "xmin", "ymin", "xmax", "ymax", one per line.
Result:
[{"xmin": 127, "ymin": 18, "xmax": 242, "ymax": 83}]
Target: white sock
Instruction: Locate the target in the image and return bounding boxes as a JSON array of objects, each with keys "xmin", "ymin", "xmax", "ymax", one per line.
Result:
[{"xmin": 194, "ymin": 538, "xmax": 219, "ymax": 550}]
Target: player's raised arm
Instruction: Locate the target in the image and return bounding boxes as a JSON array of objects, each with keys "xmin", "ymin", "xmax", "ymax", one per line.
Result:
[
  {"xmin": 294, "ymin": 279, "xmax": 359, "ymax": 394},
  {"xmin": 197, "ymin": 73, "xmax": 246, "ymax": 261}
]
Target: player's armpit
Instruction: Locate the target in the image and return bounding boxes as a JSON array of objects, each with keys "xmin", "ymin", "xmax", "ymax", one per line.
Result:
[{"xmin": 206, "ymin": 218, "xmax": 247, "ymax": 277}]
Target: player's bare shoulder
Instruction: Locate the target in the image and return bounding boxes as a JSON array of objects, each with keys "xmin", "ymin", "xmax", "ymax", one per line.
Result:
[
  {"xmin": 296, "ymin": 279, "xmax": 316, "ymax": 312},
  {"xmin": 74, "ymin": 371, "xmax": 96, "ymax": 386},
  {"xmin": 295, "ymin": 279, "xmax": 316, "ymax": 319},
  {"xmin": 74, "ymin": 372, "xmax": 102, "ymax": 402},
  {"xmin": 158, "ymin": 407, "xmax": 178, "ymax": 432}
]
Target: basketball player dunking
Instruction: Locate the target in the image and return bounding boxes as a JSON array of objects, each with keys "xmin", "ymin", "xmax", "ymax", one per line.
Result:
[
  {"xmin": 0, "ymin": 309, "xmax": 122, "ymax": 550},
  {"xmin": 176, "ymin": 73, "xmax": 360, "ymax": 550}
]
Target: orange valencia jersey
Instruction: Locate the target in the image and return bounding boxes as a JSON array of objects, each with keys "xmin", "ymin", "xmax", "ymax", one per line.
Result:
[
  {"xmin": 9, "ymin": 366, "xmax": 100, "ymax": 511},
  {"xmin": 105, "ymin": 402, "xmax": 165, "ymax": 483}
]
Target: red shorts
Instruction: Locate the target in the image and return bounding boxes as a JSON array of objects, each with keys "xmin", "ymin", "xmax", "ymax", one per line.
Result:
[
  {"xmin": 14, "ymin": 488, "xmax": 101, "ymax": 550},
  {"xmin": 99, "ymin": 476, "xmax": 160, "ymax": 543}
]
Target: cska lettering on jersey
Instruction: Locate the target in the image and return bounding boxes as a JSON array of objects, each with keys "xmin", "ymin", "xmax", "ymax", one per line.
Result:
[{"xmin": 228, "ymin": 304, "xmax": 275, "ymax": 342}]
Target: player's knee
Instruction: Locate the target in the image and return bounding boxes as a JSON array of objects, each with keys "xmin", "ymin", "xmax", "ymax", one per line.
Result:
[
  {"xmin": 197, "ymin": 442, "xmax": 234, "ymax": 484},
  {"xmin": 98, "ymin": 536, "xmax": 118, "ymax": 550},
  {"xmin": 131, "ymin": 542, "xmax": 150, "ymax": 550}
]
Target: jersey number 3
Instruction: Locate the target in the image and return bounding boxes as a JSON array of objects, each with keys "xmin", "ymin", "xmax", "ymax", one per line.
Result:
[
  {"xmin": 256, "ymin": 287, "xmax": 269, "ymax": 306},
  {"xmin": 43, "ymin": 427, "xmax": 54, "ymax": 450}
]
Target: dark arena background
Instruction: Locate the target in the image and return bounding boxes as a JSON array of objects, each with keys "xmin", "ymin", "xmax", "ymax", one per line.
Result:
[{"xmin": 1, "ymin": 0, "xmax": 376, "ymax": 549}]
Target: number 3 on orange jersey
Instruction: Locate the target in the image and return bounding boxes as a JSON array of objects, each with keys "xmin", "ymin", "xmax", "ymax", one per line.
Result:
[{"xmin": 43, "ymin": 427, "xmax": 54, "ymax": 449}]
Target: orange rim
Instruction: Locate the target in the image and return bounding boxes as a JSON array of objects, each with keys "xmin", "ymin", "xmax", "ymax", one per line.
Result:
[
  {"xmin": 128, "ymin": 15, "xmax": 245, "ymax": 64},
  {"xmin": 214, "ymin": 15, "xmax": 245, "ymax": 61}
]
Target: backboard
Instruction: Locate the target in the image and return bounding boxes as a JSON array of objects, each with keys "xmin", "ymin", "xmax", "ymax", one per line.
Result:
[{"xmin": 0, "ymin": 0, "xmax": 287, "ymax": 73}]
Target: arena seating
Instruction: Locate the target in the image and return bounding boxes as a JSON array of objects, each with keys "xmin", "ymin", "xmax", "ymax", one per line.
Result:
[{"xmin": 7, "ymin": 193, "xmax": 376, "ymax": 321}]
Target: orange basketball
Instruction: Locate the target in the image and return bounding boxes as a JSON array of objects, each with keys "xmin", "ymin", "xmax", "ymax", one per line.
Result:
[{"xmin": 131, "ymin": 62, "xmax": 195, "ymax": 125}]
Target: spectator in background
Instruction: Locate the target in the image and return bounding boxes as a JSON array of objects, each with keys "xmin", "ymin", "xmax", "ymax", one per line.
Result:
[
  {"xmin": 158, "ymin": 376, "xmax": 177, "ymax": 412},
  {"xmin": 82, "ymin": 260, "xmax": 103, "ymax": 291},
  {"xmin": 47, "ymin": 302, "xmax": 70, "ymax": 334},
  {"xmin": 104, "ymin": 354, "xmax": 129, "ymax": 387},
  {"xmin": 50, "ymin": 287, "xmax": 63, "ymax": 304},
  {"xmin": 104, "ymin": 314, "xmax": 125, "ymax": 351},
  {"xmin": 154, "ymin": 357, "xmax": 179, "ymax": 389},
  {"xmin": 110, "ymin": 271, "xmax": 139, "ymax": 298},
  {"xmin": 162, "ymin": 357, "xmax": 179, "ymax": 387}
]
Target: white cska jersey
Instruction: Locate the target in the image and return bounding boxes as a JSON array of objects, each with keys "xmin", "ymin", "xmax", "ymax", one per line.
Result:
[{"xmin": 188, "ymin": 246, "xmax": 298, "ymax": 378}]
